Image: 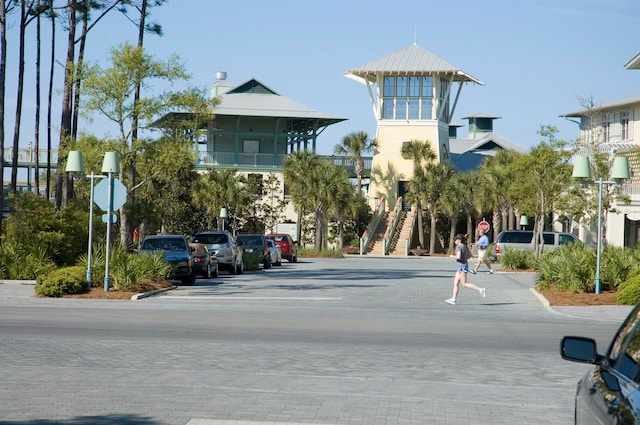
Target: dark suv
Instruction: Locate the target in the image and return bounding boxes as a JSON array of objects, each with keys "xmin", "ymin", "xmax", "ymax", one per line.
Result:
[
  {"xmin": 139, "ymin": 234, "xmax": 196, "ymax": 285},
  {"xmin": 192, "ymin": 231, "xmax": 243, "ymax": 274},
  {"xmin": 237, "ymin": 233, "xmax": 271, "ymax": 269}
]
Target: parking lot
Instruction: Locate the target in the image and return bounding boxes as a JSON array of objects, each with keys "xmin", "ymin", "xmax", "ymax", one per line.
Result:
[{"xmin": 0, "ymin": 255, "xmax": 633, "ymax": 424}]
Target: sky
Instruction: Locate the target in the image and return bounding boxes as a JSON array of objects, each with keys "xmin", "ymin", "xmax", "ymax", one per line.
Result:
[{"xmin": 5, "ymin": 0, "xmax": 640, "ymax": 171}]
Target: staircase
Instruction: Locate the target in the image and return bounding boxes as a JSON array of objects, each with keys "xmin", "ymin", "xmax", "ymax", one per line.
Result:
[
  {"xmin": 386, "ymin": 211, "xmax": 411, "ymax": 256},
  {"xmin": 365, "ymin": 212, "xmax": 389, "ymax": 255}
]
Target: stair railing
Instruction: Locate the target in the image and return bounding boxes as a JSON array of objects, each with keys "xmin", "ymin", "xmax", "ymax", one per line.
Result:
[
  {"xmin": 382, "ymin": 197, "xmax": 403, "ymax": 255},
  {"xmin": 360, "ymin": 198, "xmax": 385, "ymax": 255}
]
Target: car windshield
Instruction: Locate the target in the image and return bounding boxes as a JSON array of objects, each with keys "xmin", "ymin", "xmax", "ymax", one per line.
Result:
[
  {"xmin": 238, "ymin": 235, "xmax": 263, "ymax": 246},
  {"xmin": 193, "ymin": 234, "xmax": 228, "ymax": 247},
  {"xmin": 142, "ymin": 238, "xmax": 185, "ymax": 251}
]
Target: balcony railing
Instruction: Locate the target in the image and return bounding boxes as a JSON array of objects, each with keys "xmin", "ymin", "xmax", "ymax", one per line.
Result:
[
  {"xmin": 3, "ymin": 148, "xmax": 373, "ymax": 176},
  {"xmin": 3, "ymin": 148, "xmax": 59, "ymax": 165}
]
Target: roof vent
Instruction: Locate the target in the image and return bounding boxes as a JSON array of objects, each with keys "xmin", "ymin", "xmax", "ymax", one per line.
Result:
[{"xmin": 215, "ymin": 71, "xmax": 227, "ymax": 81}]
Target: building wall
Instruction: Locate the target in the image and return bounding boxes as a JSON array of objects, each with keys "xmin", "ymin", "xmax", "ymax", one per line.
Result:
[
  {"xmin": 208, "ymin": 117, "xmax": 289, "ymax": 155},
  {"xmin": 369, "ymin": 122, "xmax": 442, "ymax": 209}
]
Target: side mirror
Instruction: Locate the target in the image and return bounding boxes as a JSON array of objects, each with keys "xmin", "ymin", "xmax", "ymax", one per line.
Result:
[{"xmin": 561, "ymin": 336, "xmax": 599, "ymax": 364}]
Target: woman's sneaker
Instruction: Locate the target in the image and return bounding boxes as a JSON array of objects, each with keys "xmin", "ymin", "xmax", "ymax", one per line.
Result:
[
  {"xmin": 480, "ymin": 288, "xmax": 486, "ymax": 299},
  {"xmin": 445, "ymin": 298, "xmax": 456, "ymax": 305}
]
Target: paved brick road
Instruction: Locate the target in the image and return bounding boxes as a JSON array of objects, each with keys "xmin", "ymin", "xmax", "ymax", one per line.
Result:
[{"xmin": 0, "ymin": 256, "xmax": 632, "ymax": 425}]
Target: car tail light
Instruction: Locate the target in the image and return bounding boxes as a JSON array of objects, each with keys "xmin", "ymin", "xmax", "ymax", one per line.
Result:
[
  {"xmin": 495, "ymin": 244, "xmax": 500, "ymax": 255},
  {"xmin": 193, "ymin": 257, "xmax": 204, "ymax": 263}
]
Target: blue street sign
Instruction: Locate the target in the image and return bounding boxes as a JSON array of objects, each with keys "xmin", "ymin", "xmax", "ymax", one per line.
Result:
[
  {"xmin": 94, "ymin": 178, "xmax": 127, "ymax": 211},
  {"xmin": 101, "ymin": 213, "xmax": 118, "ymax": 223}
]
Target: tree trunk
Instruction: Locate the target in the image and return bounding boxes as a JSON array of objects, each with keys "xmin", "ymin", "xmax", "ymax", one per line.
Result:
[
  {"xmin": 121, "ymin": 0, "xmax": 148, "ymax": 247},
  {"xmin": 296, "ymin": 207, "xmax": 302, "ymax": 246},
  {"xmin": 34, "ymin": 0, "xmax": 41, "ymax": 196},
  {"xmin": 429, "ymin": 211, "xmax": 437, "ymax": 255},
  {"xmin": 46, "ymin": 5, "xmax": 55, "ymax": 200},
  {"xmin": 10, "ymin": 1, "xmax": 28, "ymax": 194},
  {"xmin": 448, "ymin": 216, "xmax": 458, "ymax": 253},
  {"xmin": 492, "ymin": 210, "xmax": 501, "ymax": 242},
  {"xmin": 70, "ymin": 8, "xmax": 88, "ymax": 140},
  {"xmin": 0, "ymin": 0, "xmax": 8, "ymax": 238},
  {"xmin": 56, "ymin": 0, "xmax": 78, "ymax": 208},
  {"xmin": 416, "ymin": 201, "xmax": 424, "ymax": 249}
]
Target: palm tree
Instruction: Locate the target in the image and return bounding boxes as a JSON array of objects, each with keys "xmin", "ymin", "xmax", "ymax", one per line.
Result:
[
  {"xmin": 192, "ymin": 168, "xmax": 248, "ymax": 232},
  {"xmin": 284, "ymin": 150, "xmax": 321, "ymax": 244},
  {"xmin": 334, "ymin": 131, "xmax": 377, "ymax": 194},
  {"xmin": 421, "ymin": 162, "xmax": 455, "ymax": 255},
  {"xmin": 400, "ymin": 139, "xmax": 436, "ymax": 249},
  {"xmin": 441, "ymin": 170, "xmax": 472, "ymax": 253},
  {"xmin": 478, "ymin": 149, "xmax": 519, "ymax": 240},
  {"xmin": 308, "ymin": 160, "xmax": 350, "ymax": 250}
]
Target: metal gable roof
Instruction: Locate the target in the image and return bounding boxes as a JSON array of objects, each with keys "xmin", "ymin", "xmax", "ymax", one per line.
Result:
[
  {"xmin": 150, "ymin": 77, "xmax": 347, "ymax": 131},
  {"xmin": 561, "ymin": 93, "xmax": 640, "ymax": 117},
  {"xmin": 449, "ymin": 133, "xmax": 528, "ymax": 155},
  {"xmin": 343, "ymin": 43, "xmax": 484, "ymax": 85},
  {"xmin": 625, "ymin": 51, "xmax": 640, "ymax": 70}
]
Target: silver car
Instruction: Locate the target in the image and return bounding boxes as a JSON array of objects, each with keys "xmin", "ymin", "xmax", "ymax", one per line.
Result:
[
  {"xmin": 493, "ymin": 230, "xmax": 579, "ymax": 260},
  {"xmin": 267, "ymin": 239, "xmax": 282, "ymax": 266},
  {"xmin": 192, "ymin": 231, "xmax": 244, "ymax": 274}
]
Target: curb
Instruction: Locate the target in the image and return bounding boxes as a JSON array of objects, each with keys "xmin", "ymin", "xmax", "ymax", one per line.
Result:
[{"xmin": 131, "ymin": 285, "xmax": 177, "ymax": 300}]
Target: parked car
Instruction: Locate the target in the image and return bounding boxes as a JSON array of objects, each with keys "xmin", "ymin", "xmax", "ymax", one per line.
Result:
[
  {"xmin": 266, "ymin": 233, "xmax": 298, "ymax": 263},
  {"xmin": 492, "ymin": 230, "xmax": 579, "ymax": 260},
  {"xmin": 192, "ymin": 231, "xmax": 243, "ymax": 274},
  {"xmin": 188, "ymin": 243, "xmax": 218, "ymax": 278},
  {"xmin": 561, "ymin": 303, "xmax": 640, "ymax": 424},
  {"xmin": 139, "ymin": 234, "xmax": 196, "ymax": 285},
  {"xmin": 266, "ymin": 239, "xmax": 282, "ymax": 266},
  {"xmin": 237, "ymin": 233, "xmax": 271, "ymax": 269}
]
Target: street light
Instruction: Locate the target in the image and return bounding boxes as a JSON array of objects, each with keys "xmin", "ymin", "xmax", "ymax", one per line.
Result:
[
  {"xmin": 65, "ymin": 150, "xmax": 120, "ymax": 292},
  {"xmin": 572, "ymin": 154, "xmax": 630, "ymax": 294},
  {"xmin": 65, "ymin": 151, "xmax": 106, "ymax": 288}
]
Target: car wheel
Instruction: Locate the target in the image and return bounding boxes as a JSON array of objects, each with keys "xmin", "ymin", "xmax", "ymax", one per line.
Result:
[
  {"xmin": 292, "ymin": 255, "xmax": 297, "ymax": 263},
  {"xmin": 264, "ymin": 257, "xmax": 272, "ymax": 269},
  {"xmin": 182, "ymin": 270, "xmax": 196, "ymax": 286},
  {"xmin": 236, "ymin": 259, "xmax": 244, "ymax": 274},
  {"xmin": 276, "ymin": 258, "xmax": 281, "ymax": 266},
  {"xmin": 203, "ymin": 263, "xmax": 211, "ymax": 279}
]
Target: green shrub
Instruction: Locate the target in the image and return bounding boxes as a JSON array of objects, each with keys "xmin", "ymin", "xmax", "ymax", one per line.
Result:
[
  {"xmin": 3, "ymin": 193, "xmax": 94, "ymax": 267},
  {"xmin": 617, "ymin": 269, "xmax": 640, "ymax": 305},
  {"xmin": 243, "ymin": 251, "xmax": 262, "ymax": 271},
  {"xmin": 35, "ymin": 266, "xmax": 87, "ymax": 297},
  {"xmin": 0, "ymin": 241, "xmax": 56, "ymax": 280},
  {"xmin": 298, "ymin": 247, "xmax": 344, "ymax": 258},
  {"xmin": 77, "ymin": 243, "xmax": 171, "ymax": 290},
  {"xmin": 535, "ymin": 243, "xmax": 595, "ymax": 292},
  {"xmin": 601, "ymin": 245, "xmax": 640, "ymax": 289},
  {"xmin": 499, "ymin": 249, "xmax": 535, "ymax": 270},
  {"xmin": 109, "ymin": 244, "xmax": 171, "ymax": 290}
]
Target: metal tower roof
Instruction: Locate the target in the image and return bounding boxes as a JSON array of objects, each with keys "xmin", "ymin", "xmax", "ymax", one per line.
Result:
[{"xmin": 343, "ymin": 43, "xmax": 484, "ymax": 86}]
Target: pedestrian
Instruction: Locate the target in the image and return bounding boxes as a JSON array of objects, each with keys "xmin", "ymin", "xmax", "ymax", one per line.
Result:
[
  {"xmin": 470, "ymin": 228, "xmax": 494, "ymax": 275},
  {"xmin": 445, "ymin": 234, "xmax": 486, "ymax": 305}
]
